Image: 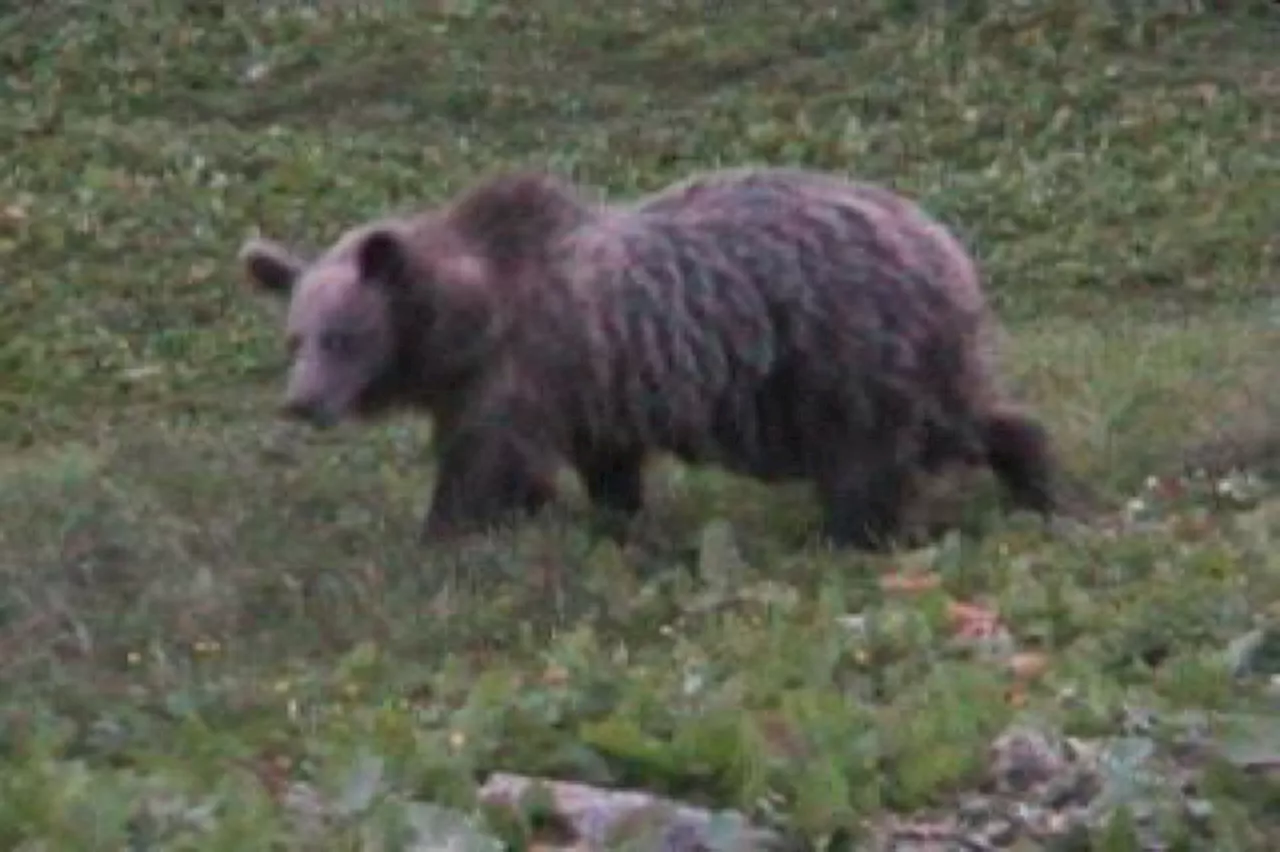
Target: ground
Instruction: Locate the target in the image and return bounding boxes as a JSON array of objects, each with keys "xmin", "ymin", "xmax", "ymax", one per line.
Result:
[{"xmin": 2, "ymin": 1, "xmax": 1279, "ymax": 849}]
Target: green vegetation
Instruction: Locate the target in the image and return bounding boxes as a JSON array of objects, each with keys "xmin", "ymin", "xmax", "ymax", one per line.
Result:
[{"xmin": 2, "ymin": 0, "xmax": 1278, "ymax": 848}]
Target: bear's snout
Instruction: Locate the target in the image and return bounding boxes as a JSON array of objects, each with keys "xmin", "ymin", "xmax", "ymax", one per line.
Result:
[{"xmin": 280, "ymin": 397, "xmax": 337, "ymax": 429}]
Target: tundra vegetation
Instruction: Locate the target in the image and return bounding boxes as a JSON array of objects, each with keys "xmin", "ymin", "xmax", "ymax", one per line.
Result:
[{"xmin": 1, "ymin": 1, "xmax": 1278, "ymax": 849}]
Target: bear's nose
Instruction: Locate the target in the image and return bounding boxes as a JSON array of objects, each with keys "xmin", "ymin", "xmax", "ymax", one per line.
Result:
[{"xmin": 280, "ymin": 398, "xmax": 333, "ymax": 428}]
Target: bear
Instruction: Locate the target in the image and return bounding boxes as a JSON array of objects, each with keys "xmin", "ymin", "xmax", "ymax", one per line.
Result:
[{"xmin": 238, "ymin": 165, "xmax": 1055, "ymax": 551}]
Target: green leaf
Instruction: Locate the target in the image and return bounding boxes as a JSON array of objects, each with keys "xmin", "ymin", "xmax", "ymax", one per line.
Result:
[
  {"xmin": 400, "ymin": 801, "xmax": 504, "ymax": 852},
  {"xmin": 1214, "ymin": 714, "xmax": 1280, "ymax": 770},
  {"xmin": 336, "ymin": 750, "xmax": 385, "ymax": 817},
  {"xmin": 697, "ymin": 519, "xmax": 747, "ymax": 597}
]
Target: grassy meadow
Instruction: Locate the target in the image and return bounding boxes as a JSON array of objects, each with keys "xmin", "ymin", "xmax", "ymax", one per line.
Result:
[{"xmin": 2, "ymin": 0, "xmax": 1279, "ymax": 848}]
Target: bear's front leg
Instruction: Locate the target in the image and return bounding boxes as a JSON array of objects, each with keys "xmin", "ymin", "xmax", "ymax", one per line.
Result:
[
  {"xmin": 421, "ymin": 427, "xmax": 559, "ymax": 543},
  {"xmin": 579, "ymin": 448, "xmax": 647, "ymax": 518}
]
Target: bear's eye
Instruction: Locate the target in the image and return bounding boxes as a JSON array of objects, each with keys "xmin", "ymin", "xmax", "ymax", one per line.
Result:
[{"xmin": 320, "ymin": 330, "xmax": 359, "ymax": 356}]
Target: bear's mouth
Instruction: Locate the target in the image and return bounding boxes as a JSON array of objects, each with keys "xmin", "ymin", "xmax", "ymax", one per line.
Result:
[{"xmin": 279, "ymin": 396, "xmax": 341, "ymax": 429}]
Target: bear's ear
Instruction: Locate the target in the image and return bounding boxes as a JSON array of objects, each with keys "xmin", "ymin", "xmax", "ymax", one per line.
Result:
[
  {"xmin": 356, "ymin": 228, "xmax": 410, "ymax": 293},
  {"xmin": 239, "ymin": 237, "xmax": 303, "ymax": 297}
]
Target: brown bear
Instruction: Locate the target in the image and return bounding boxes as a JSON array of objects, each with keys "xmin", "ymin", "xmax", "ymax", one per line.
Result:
[{"xmin": 238, "ymin": 166, "xmax": 1055, "ymax": 551}]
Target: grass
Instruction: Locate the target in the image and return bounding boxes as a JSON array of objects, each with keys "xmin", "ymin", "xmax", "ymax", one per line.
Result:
[{"xmin": 2, "ymin": 0, "xmax": 1279, "ymax": 847}]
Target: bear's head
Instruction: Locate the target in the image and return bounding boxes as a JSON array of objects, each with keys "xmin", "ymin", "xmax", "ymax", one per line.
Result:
[
  {"xmin": 240, "ymin": 218, "xmax": 497, "ymax": 428},
  {"xmin": 240, "ymin": 171, "xmax": 592, "ymax": 429}
]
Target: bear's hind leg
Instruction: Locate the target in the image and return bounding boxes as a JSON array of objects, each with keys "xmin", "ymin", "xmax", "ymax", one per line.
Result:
[
  {"xmin": 421, "ymin": 428, "xmax": 560, "ymax": 543},
  {"xmin": 815, "ymin": 450, "xmax": 915, "ymax": 552},
  {"xmin": 983, "ymin": 408, "xmax": 1055, "ymax": 518}
]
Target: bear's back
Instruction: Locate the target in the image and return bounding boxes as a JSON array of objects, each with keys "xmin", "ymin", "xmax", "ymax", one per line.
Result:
[{"xmin": 490, "ymin": 168, "xmax": 989, "ymax": 462}]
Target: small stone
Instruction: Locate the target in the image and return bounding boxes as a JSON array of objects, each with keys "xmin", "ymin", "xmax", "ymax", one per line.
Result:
[
  {"xmin": 957, "ymin": 798, "xmax": 995, "ymax": 831},
  {"xmin": 1042, "ymin": 770, "xmax": 1099, "ymax": 810},
  {"xmin": 989, "ymin": 728, "xmax": 1067, "ymax": 795},
  {"xmin": 1185, "ymin": 798, "xmax": 1215, "ymax": 825},
  {"xmin": 984, "ymin": 817, "xmax": 1018, "ymax": 846}
]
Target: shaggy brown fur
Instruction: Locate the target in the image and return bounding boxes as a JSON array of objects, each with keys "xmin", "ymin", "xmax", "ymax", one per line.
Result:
[{"xmin": 239, "ymin": 166, "xmax": 1055, "ymax": 550}]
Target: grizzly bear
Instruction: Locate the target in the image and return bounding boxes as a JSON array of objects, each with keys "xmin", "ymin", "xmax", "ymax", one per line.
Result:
[{"xmin": 238, "ymin": 166, "xmax": 1055, "ymax": 551}]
